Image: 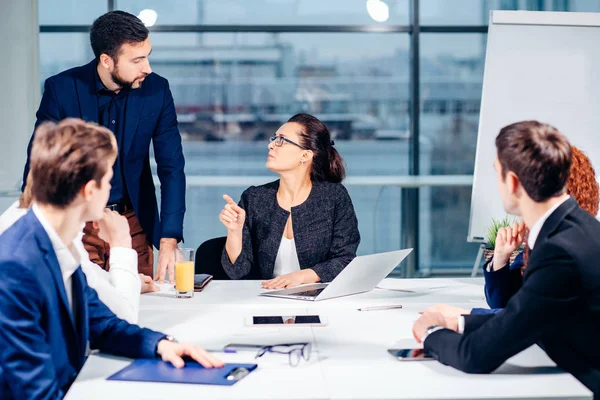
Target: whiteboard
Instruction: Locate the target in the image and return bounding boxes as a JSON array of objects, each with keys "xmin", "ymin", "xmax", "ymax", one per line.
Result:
[{"xmin": 468, "ymin": 10, "xmax": 600, "ymax": 242}]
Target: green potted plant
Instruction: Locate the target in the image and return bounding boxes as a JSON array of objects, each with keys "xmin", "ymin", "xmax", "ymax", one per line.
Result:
[{"xmin": 484, "ymin": 215, "xmax": 523, "ymax": 262}]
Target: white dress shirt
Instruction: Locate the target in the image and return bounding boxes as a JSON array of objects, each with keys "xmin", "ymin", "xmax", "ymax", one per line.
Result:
[
  {"xmin": 32, "ymin": 204, "xmax": 81, "ymax": 315},
  {"xmin": 458, "ymin": 195, "xmax": 571, "ymax": 334},
  {"xmin": 527, "ymin": 195, "xmax": 570, "ymax": 250},
  {"xmin": 272, "ymin": 236, "xmax": 301, "ymax": 278},
  {"xmin": 0, "ymin": 201, "xmax": 141, "ymax": 323}
]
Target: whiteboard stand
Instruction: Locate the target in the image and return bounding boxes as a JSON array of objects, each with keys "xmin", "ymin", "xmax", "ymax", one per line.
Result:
[{"xmin": 471, "ymin": 243, "xmax": 486, "ymax": 277}]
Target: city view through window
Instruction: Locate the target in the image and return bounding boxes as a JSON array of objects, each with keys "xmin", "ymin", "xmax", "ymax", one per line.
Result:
[{"xmin": 38, "ymin": 0, "xmax": 600, "ymax": 274}]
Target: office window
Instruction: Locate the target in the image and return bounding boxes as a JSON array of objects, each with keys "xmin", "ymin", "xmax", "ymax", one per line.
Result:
[
  {"xmin": 420, "ymin": 0, "xmax": 600, "ymax": 25},
  {"xmin": 142, "ymin": 32, "xmax": 410, "ymax": 255},
  {"xmin": 39, "ymin": 0, "xmax": 107, "ymax": 25},
  {"xmin": 420, "ymin": 34, "xmax": 484, "ymax": 176},
  {"xmin": 568, "ymin": 0, "xmax": 600, "ymax": 12},
  {"xmin": 41, "ymin": 0, "xmax": 565, "ymax": 275},
  {"xmin": 419, "ymin": 34, "xmax": 485, "ymax": 273},
  {"xmin": 39, "ymin": 34, "xmax": 94, "ymax": 83},
  {"xmin": 116, "ymin": 0, "xmax": 410, "ymax": 25}
]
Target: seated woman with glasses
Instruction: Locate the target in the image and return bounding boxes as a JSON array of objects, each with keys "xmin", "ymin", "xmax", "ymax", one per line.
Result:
[{"xmin": 219, "ymin": 113, "xmax": 360, "ymax": 289}]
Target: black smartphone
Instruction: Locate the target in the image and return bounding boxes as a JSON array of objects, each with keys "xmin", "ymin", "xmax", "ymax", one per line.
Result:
[
  {"xmin": 193, "ymin": 274, "xmax": 213, "ymax": 292},
  {"xmin": 388, "ymin": 348, "xmax": 435, "ymax": 361}
]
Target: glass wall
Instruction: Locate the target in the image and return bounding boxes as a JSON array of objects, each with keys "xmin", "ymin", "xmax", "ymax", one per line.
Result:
[
  {"xmin": 420, "ymin": 0, "xmax": 600, "ymax": 25},
  {"xmin": 38, "ymin": 0, "xmax": 596, "ymax": 275},
  {"xmin": 39, "ymin": 0, "xmax": 107, "ymax": 25},
  {"xmin": 117, "ymin": 0, "xmax": 410, "ymax": 25},
  {"xmin": 145, "ymin": 32, "xmax": 410, "ymax": 258},
  {"xmin": 418, "ymin": 34, "xmax": 486, "ymax": 273}
]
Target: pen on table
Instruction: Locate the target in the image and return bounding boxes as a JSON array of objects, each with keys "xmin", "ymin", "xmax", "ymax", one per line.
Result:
[
  {"xmin": 357, "ymin": 305, "xmax": 403, "ymax": 312},
  {"xmin": 205, "ymin": 348, "xmax": 237, "ymax": 354}
]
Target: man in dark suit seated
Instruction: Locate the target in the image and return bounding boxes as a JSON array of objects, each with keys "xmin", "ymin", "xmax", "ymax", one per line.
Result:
[
  {"xmin": 22, "ymin": 10, "xmax": 186, "ymax": 283},
  {"xmin": 413, "ymin": 120, "xmax": 600, "ymax": 398},
  {"xmin": 0, "ymin": 119, "xmax": 223, "ymax": 399}
]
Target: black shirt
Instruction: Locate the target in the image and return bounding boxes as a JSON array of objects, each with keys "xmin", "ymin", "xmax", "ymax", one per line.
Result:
[{"xmin": 95, "ymin": 72, "xmax": 129, "ymax": 204}]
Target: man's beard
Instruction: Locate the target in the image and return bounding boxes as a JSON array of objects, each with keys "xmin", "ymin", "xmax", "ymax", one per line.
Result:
[{"xmin": 110, "ymin": 67, "xmax": 143, "ymax": 91}]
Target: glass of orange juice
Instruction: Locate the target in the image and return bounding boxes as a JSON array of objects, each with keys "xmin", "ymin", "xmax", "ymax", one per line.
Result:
[{"xmin": 175, "ymin": 248, "xmax": 194, "ymax": 298}]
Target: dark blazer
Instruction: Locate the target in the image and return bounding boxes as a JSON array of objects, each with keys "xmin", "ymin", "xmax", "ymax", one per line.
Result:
[
  {"xmin": 470, "ymin": 251, "xmax": 525, "ymax": 314},
  {"xmin": 22, "ymin": 60, "xmax": 186, "ymax": 247},
  {"xmin": 221, "ymin": 180, "xmax": 360, "ymax": 282},
  {"xmin": 0, "ymin": 211, "xmax": 165, "ymax": 399},
  {"xmin": 424, "ymin": 198, "xmax": 600, "ymax": 397}
]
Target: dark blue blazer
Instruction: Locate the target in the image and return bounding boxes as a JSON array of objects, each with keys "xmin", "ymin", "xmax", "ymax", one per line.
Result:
[
  {"xmin": 471, "ymin": 251, "xmax": 525, "ymax": 315},
  {"xmin": 22, "ymin": 60, "xmax": 186, "ymax": 247},
  {"xmin": 0, "ymin": 211, "xmax": 165, "ymax": 399}
]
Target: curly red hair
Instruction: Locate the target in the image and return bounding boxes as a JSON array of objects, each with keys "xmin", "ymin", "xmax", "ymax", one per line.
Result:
[{"xmin": 567, "ymin": 146, "xmax": 599, "ymax": 215}]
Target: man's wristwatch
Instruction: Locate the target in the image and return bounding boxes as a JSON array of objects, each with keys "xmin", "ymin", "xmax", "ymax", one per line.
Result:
[
  {"xmin": 421, "ymin": 324, "xmax": 445, "ymax": 343},
  {"xmin": 164, "ymin": 335, "xmax": 178, "ymax": 343},
  {"xmin": 156, "ymin": 335, "xmax": 178, "ymax": 356}
]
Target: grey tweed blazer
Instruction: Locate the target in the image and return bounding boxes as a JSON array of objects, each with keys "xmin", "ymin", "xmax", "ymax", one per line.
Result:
[{"xmin": 221, "ymin": 180, "xmax": 360, "ymax": 282}]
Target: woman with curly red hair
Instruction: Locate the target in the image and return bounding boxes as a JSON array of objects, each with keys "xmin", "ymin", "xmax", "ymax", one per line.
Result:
[{"xmin": 565, "ymin": 146, "xmax": 599, "ymax": 216}]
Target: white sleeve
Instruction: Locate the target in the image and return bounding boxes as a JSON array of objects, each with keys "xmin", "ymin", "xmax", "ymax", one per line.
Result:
[
  {"xmin": 0, "ymin": 201, "xmax": 27, "ymax": 236},
  {"xmin": 458, "ymin": 316, "xmax": 465, "ymax": 334},
  {"xmin": 484, "ymin": 256, "xmax": 494, "ymax": 272},
  {"xmin": 78, "ymin": 242, "xmax": 140, "ymax": 324}
]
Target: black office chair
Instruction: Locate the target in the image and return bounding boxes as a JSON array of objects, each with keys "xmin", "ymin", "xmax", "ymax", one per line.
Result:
[{"xmin": 194, "ymin": 236, "xmax": 231, "ymax": 280}]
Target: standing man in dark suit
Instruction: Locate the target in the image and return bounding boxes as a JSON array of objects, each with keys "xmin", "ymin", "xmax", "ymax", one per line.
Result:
[
  {"xmin": 22, "ymin": 11, "xmax": 184, "ymax": 282},
  {"xmin": 413, "ymin": 121, "xmax": 600, "ymax": 397},
  {"xmin": 0, "ymin": 119, "xmax": 222, "ymax": 399}
]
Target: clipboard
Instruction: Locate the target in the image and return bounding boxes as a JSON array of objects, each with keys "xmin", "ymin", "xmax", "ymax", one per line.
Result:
[{"xmin": 107, "ymin": 359, "xmax": 258, "ymax": 386}]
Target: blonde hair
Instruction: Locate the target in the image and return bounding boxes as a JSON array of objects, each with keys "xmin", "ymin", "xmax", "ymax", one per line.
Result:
[{"xmin": 19, "ymin": 173, "xmax": 34, "ymax": 209}]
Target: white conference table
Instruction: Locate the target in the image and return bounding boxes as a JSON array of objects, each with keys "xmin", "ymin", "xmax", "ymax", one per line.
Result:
[{"xmin": 65, "ymin": 278, "xmax": 592, "ymax": 400}]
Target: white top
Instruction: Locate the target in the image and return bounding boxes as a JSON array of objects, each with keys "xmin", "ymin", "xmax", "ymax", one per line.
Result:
[
  {"xmin": 32, "ymin": 204, "xmax": 81, "ymax": 315},
  {"xmin": 0, "ymin": 201, "xmax": 26, "ymax": 235},
  {"xmin": 272, "ymin": 236, "xmax": 301, "ymax": 278},
  {"xmin": 0, "ymin": 201, "xmax": 141, "ymax": 323}
]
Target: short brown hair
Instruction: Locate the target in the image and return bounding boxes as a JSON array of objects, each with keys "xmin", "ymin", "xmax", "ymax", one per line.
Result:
[
  {"xmin": 30, "ymin": 118, "xmax": 117, "ymax": 208},
  {"xmin": 496, "ymin": 121, "xmax": 572, "ymax": 202}
]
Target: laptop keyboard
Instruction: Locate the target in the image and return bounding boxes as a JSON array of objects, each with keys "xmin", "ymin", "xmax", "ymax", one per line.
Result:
[{"xmin": 291, "ymin": 288, "xmax": 325, "ymax": 297}]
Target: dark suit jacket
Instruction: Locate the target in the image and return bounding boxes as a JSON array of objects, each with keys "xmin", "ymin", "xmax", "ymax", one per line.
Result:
[
  {"xmin": 0, "ymin": 211, "xmax": 165, "ymax": 399},
  {"xmin": 424, "ymin": 198, "xmax": 600, "ymax": 397},
  {"xmin": 221, "ymin": 180, "xmax": 360, "ymax": 282},
  {"xmin": 22, "ymin": 60, "xmax": 186, "ymax": 247}
]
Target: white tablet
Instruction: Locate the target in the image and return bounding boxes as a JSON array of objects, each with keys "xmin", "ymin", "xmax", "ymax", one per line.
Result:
[{"xmin": 245, "ymin": 315, "xmax": 328, "ymax": 326}]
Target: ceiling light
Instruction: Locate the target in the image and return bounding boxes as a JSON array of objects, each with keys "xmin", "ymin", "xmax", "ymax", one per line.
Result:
[
  {"xmin": 366, "ymin": 0, "xmax": 389, "ymax": 23},
  {"xmin": 138, "ymin": 9, "xmax": 158, "ymax": 27}
]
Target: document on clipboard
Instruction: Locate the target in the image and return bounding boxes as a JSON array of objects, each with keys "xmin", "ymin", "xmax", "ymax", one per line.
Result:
[{"xmin": 107, "ymin": 359, "xmax": 257, "ymax": 386}]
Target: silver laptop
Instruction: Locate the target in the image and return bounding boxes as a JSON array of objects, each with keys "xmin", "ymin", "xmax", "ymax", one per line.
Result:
[{"xmin": 260, "ymin": 249, "xmax": 412, "ymax": 301}]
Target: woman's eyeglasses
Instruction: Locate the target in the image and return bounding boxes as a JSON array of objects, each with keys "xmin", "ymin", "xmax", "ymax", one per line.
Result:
[
  {"xmin": 254, "ymin": 342, "xmax": 312, "ymax": 367},
  {"xmin": 269, "ymin": 135, "xmax": 308, "ymax": 150}
]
